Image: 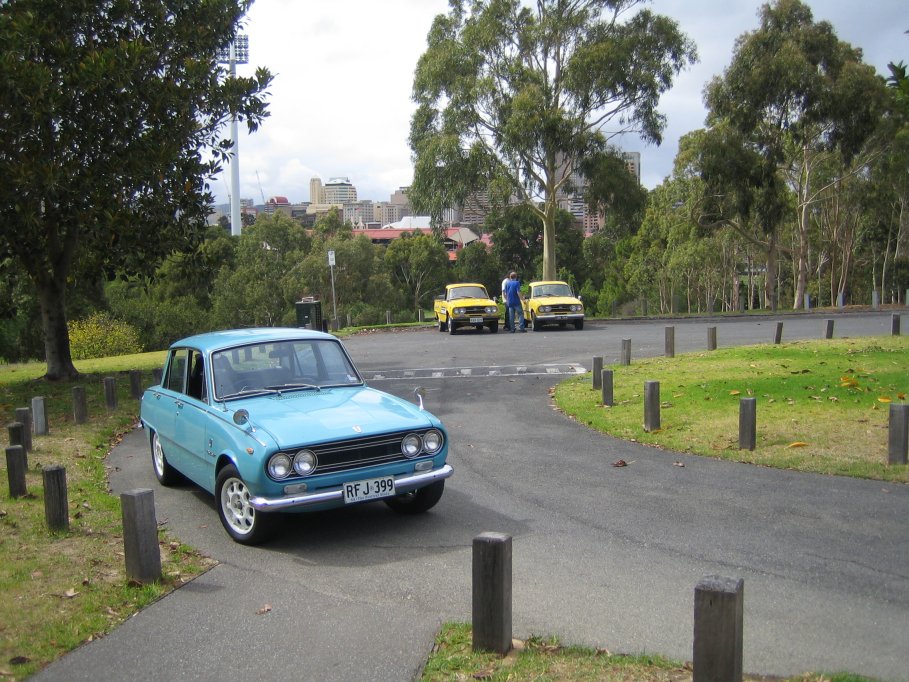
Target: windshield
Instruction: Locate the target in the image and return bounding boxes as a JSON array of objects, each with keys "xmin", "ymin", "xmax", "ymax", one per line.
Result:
[
  {"xmin": 532, "ymin": 283, "xmax": 573, "ymax": 298},
  {"xmin": 212, "ymin": 339, "xmax": 362, "ymax": 400},
  {"xmin": 450, "ymin": 286, "xmax": 488, "ymax": 299}
]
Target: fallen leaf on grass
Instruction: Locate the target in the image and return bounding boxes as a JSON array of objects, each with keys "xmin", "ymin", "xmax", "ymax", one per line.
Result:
[
  {"xmin": 9, "ymin": 656, "xmax": 31, "ymax": 665},
  {"xmin": 729, "ymin": 390, "xmax": 741, "ymax": 396},
  {"xmin": 878, "ymin": 396, "xmax": 892, "ymax": 403},
  {"xmin": 787, "ymin": 442, "xmax": 808, "ymax": 448},
  {"xmin": 59, "ymin": 588, "xmax": 79, "ymax": 599}
]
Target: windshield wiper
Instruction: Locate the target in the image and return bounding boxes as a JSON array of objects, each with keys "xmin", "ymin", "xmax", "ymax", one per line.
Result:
[
  {"xmin": 265, "ymin": 383, "xmax": 321, "ymax": 392},
  {"xmin": 218, "ymin": 387, "xmax": 279, "ymax": 400}
]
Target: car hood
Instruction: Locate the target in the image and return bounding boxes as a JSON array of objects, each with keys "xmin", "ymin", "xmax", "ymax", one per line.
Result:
[
  {"xmin": 232, "ymin": 386, "xmax": 436, "ymax": 448},
  {"xmin": 530, "ymin": 296, "xmax": 582, "ymax": 306},
  {"xmin": 447, "ymin": 297, "xmax": 495, "ymax": 307}
]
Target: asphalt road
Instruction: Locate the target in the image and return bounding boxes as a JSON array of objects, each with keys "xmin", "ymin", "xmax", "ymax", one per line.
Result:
[{"xmin": 36, "ymin": 311, "xmax": 909, "ymax": 681}]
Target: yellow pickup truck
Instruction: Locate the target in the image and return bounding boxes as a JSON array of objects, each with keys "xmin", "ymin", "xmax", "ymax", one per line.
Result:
[
  {"xmin": 434, "ymin": 283, "xmax": 500, "ymax": 334},
  {"xmin": 522, "ymin": 280, "xmax": 584, "ymax": 331}
]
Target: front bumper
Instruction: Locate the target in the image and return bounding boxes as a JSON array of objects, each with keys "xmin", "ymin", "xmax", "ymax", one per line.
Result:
[
  {"xmin": 533, "ymin": 313, "xmax": 584, "ymax": 322},
  {"xmin": 249, "ymin": 464, "xmax": 454, "ymax": 511}
]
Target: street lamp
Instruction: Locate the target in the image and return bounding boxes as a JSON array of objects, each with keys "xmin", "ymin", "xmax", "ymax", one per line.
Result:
[{"xmin": 217, "ymin": 35, "xmax": 249, "ymax": 237}]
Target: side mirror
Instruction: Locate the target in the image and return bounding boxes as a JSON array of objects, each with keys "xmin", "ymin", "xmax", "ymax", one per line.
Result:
[
  {"xmin": 413, "ymin": 387, "xmax": 426, "ymax": 410},
  {"xmin": 233, "ymin": 409, "xmax": 250, "ymax": 426}
]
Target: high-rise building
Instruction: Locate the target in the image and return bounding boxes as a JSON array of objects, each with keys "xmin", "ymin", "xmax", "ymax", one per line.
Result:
[
  {"xmin": 309, "ymin": 177, "xmax": 324, "ymax": 204},
  {"xmin": 622, "ymin": 152, "xmax": 641, "ymax": 184},
  {"xmin": 323, "ymin": 177, "xmax": 357, "ymax": 204}
]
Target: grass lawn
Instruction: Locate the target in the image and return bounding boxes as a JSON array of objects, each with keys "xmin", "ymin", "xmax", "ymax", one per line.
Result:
[{"xmin": 554, "ymin": 336, "xmax": 909, "ymax": 482}]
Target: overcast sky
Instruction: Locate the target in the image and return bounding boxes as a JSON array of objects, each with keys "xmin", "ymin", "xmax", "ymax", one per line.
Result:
[{"xmin": 213, "ymin": 0, "xmax": 908, "ymax": 206}]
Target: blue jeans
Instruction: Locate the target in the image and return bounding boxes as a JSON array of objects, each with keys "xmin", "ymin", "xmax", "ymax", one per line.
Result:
[{"xmin": 506, "ymin": 305, "xmax": 525, "ymax": 331}]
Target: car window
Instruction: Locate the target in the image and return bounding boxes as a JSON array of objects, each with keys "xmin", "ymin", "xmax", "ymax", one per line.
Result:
[
  {"xmin": 186, "ymin": 350, "xmax": 206, "ymax": 401},
  {"xmin": 212, "ymin": 339, "xmax": 361, "ymax": 399},
  {"xmin": 534, "ymin": 284, "xmax": 572, "ymax": 297},
  {"xmin": 450, "ymin": 286, "xmax": 486, "ymax": 299},
  {"xmin": 165, "ymin": 348, "xmax": 189, "ymax": 393}
]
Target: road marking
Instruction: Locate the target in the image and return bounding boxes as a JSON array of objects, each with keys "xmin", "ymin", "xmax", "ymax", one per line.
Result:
[{"xmin": 361, "ymin": 363, "xmax": 586, "ymax": 381}]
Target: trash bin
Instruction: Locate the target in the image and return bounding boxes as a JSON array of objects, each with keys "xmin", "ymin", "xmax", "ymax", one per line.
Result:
[{"xmin": 295, "ymin": 297, "xmax": 323, "ymax": 330}]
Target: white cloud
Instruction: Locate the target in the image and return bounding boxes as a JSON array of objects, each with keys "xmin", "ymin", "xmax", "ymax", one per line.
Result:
[{"xmin": 215, "ymin": 0, "xmax": 908, "ymax": 205}]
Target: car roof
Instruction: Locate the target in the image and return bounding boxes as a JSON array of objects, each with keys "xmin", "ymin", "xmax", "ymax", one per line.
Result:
[
  {"xmin": 529, "ymin": 280, "xmax": 570, "ymax": 286},
  {"xmin": 447, "ymin": 282, "xmax": 486, "ymax": 288},
  {"xmin": 170, "ymin": 327, "xmax": 334, "ymax": 354}
]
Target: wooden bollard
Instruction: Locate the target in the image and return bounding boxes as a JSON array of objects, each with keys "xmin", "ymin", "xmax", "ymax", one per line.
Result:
[
  {"xmin": 6, "ymin": 445, "xmax": 27, "ymax": 498},
  {"xmin": 739, "ymin": 398, "xmax": 756, "ymax": 451},
  {"xmin": 892, "ymin": 314, "xmax": 901, "ymax": 337},
  {"xmin": 15, "ymin": 407, "xmax": 32, "ymax": 452},
  {"xmin": 621, "ymin": 339, "xmax": 631, "ymax": 366},
  {"xmin": 129, "ymin": 370, "xmax": 143, "ymax": 399},
  {"xmin": 43, "ymin": 465, "xmax": 69, "ymax": 532},
  {"xmin": 889, "ymin": 404, "xmax": 909, "ymax": 466},
  {"xmin": 665, "ymin": 326, "xmax": 675, "ymax": 358},
  {"xmin": 121, "ymin": 489, "xmax": 162, "ymax": 584},
  {"xmin": 72, "ymin": 386, "xmax": 88, "ymax": 424},
  {"xmin": 32, "ymin": 396, "xmax": 49, "ymax": 435},
  {"xmin": 601, "ymin": 369, "xmax": 614, "ymax": 407},
  {"xmin": 472, "ymin": 532, "xmax": 512, "ymax": 655},
  {"xmin": 644, "ymin": 381, "xmax": 660, "ymax": 432},
  {"xmin": 693, "ymin": 575, "xmax": 744, "ymax": 682},
  {"xmin": 7, "ymin": 422, "xmax": 25, "ymax": 452},
  {"xmin": 592, "ymin": 356, "xmax": 603, "ymax": 390},
  {"xmin": 824, "ymin": 319, "xmax": 834, "ymax": 339},
  {"xmin": 774, "ymin": 321, "xmax": 783, "ymax": 345},
  {"xmin": 103, "ymin": 377, "xmax": 118, "ymax": 411},
  {"xmin": 707, "ymin": 326, "xmax": 717, "ymax": 351}
]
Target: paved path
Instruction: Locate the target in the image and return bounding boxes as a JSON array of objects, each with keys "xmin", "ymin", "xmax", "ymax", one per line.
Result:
[{"xmin": 35, "ymin": 312, "xmax": 909, "ymax": 681}]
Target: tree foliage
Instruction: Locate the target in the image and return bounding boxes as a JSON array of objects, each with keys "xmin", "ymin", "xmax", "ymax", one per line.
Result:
[
  {"xmin": 0, "ymin": 0, "xmax": 271, "ymax": 379},
  {"xmin": 409, "ymin": 0, "xmax": 695, "ymax": 280}
]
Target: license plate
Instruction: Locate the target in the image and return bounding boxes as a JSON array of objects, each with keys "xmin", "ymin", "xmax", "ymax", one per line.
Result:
[
  {"xmin": 470, "ymin": 316, "xmax": 483, "ymax": 324},
  {"xmin": 342, "ymin": 476, "xmax": 396, "ymax": 503}
]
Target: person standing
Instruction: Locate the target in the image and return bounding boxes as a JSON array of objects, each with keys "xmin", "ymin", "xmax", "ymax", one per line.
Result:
[
  {"xmin": 501, "ymin": 272, "xmax": 512, "ymax": 331},
  {"xmin": 503, "ymin": 271, "xmax": 526, "ymax": 332}
]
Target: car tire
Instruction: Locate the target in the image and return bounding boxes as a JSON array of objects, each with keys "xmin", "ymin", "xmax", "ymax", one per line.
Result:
[
  {"xmin": 488, "ymin": 320, "xmax": 498, "ymax": 333},
  {"xmin": 574, "ymin": 319, "xmax": 584, "ymax": 330},
  {"xmin": 216, "ymin": 464, "xmax": 275, "ymax": 545},
  {"xmin": 448, "ymin": 319, "xmax": 457, "ymax": 335},
  {"xmin": 531, "ymin": 313, "xmax": 542, "ymax": 331},
  {"xmin": 384, "ymin": 480, "xmax": 445, "ymax": 515},
  {"xmin": 151, "ymin": 431, "xmax": 181, "ymax": 486},
  {"xmin": 438, "ymin": 316, "xmax": 447, "ymax": 332}
]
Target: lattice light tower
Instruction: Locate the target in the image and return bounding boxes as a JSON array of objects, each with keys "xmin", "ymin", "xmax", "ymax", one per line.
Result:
[{"xmin": 216, "ymin": 35, "xmax": 249, "ymax": 237}]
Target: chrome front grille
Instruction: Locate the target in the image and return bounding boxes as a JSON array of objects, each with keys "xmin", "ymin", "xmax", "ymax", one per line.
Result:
[{"xmin": 278, "ymin": 430, "xmax": 432, "ymax": 476}]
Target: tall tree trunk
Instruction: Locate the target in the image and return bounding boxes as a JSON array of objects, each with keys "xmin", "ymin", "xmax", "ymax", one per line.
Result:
[
  {"xmin": 35, "ymin": 274, "xmax": 79, "ymax": 381},
  {"xmin": 541, "ymin": 201, "xmax": 557, "ymax": 280},
  {"xmin": 765, "ymin": 230, "xmax": 778, "ymax": 312}
]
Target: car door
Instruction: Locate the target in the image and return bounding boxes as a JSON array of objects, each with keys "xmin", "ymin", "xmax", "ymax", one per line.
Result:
[{"xmin": 170, "ymin": 349, "xmax": 213, "ymax": 488}]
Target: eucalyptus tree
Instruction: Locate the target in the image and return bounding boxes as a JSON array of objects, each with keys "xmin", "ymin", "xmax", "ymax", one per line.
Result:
[
  {"xmin": 409, "ymin": 0, "xmax": 696, "ymax": 280},
  {"xmin": 0, "ymin": 0, "xmax": 271, "ymax": 379},
  {"xmin": 384, "ymin": 233, "xmax": 450, "ymax": 314},
  {"xmin": 704, "ymin": 0, "xmax": 886, "ymax": 309}
]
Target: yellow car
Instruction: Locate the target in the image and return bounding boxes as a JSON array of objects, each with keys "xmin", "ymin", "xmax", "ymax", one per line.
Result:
[
  {"xmin": 433, "ymin": 283, "xmax": 500, "ymax": 334},
  {"xmin": 523, "ymin": 281, "xmax": 584, "ymax": 331}
]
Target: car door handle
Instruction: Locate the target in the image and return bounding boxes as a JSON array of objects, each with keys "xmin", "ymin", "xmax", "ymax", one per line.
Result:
[{"xmin": 175, "ymin": 400, "xmax": 184, "ymax": 409}]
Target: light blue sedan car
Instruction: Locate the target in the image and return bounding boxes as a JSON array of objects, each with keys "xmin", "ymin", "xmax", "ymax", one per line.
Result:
[{"xmin": 140, "ymin": 328, "xmax": 452, "ymax": 544}]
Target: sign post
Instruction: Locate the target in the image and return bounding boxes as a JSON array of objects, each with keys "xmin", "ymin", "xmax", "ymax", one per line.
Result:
[{"xmin": 328, "ymin": 250, "xmax": 338, "ymax": 329}]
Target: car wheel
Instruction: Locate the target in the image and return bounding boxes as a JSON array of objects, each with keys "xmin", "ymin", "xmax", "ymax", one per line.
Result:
[
  {"xmin": 384, "ymin": 480, "xmax": 445, "ymax": 515},
  {"xmin": 574, "ymin": 319, "xmax": 584, "ymax": 330},
  {"xmin": 448, "ymin": 319, "xmax": 457, "ymax": 335},
  {"xmin": 216, "ymin": 464, "xmax": 275, "ymax": 545},
  {"xmin": 438, "ymin": 316, "xmax": 447, "ymax": 332},
  {"xmin": 488, "ymin": 320, "xmax": 498, "ymax": 333},
  {"xmin": 151, "ymin": 431, "xmax": 180, "ymax": 486},
  {"xmin": 531, "ymin": 313, "xmax": 542, "ymax": 331}
]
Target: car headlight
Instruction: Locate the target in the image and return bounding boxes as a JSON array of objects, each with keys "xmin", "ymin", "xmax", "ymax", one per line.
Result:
[
  {"xmin": 293, "ymin": 450, "xmax": 317, "ymax": 476},
  {"xmin": 402, "ymin": 433, "xmax": 423, "ymax": 458},
  {"xmin": 453, "ymin": 307, "xmax": 465, "ymax": 315},
  {"xmin": 267, "ymin": 453, "xmax": 292, "ymax": 479},
  {"xmin": 422, "ymin": 429, "xmax": 444, "ymax": 454},
  {"xmin": 571, "ymin": 305, "xmax": 583, "ymax": 312},
  {"xmin": 539, "ymin": 305, "xmax": 551, "ymax": 313},
  {"xmin": 485, "ymin": 306, "xmax": 497, "ymax": 314}
]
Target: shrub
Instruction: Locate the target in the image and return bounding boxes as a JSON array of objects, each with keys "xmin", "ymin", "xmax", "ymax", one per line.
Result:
[{"xmin": 68, "ymin": 312, "xmax": 143, "ymax": 359}]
